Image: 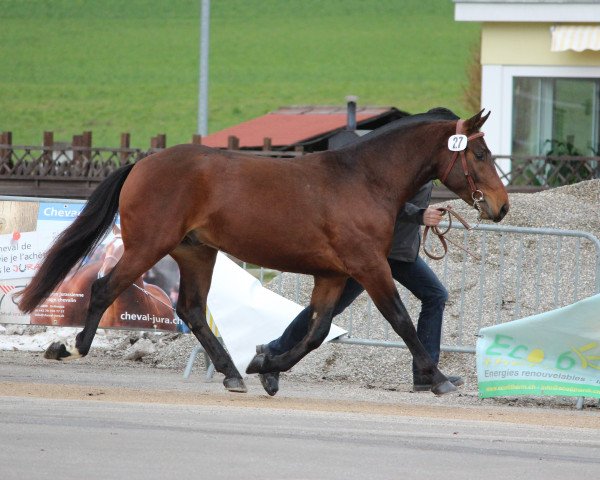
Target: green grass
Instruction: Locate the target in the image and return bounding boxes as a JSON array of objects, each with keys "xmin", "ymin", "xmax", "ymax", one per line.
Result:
[{"xmin": 0, "ymin": 0, "xmax": 480, "ymax": 147}]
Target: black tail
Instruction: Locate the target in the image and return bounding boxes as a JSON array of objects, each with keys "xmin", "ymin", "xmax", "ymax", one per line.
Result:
[{"xmin": 16, "ymin": 163, "xmax": 135, "ymax": 313}]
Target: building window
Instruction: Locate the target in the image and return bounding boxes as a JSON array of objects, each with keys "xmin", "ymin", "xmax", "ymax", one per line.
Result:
[{"xmin": 512, "ymin": 77, "xmax": 600, "ymax": 156}]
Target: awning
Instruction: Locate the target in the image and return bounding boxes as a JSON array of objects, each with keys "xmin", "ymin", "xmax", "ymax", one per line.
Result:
[{"xmin": 551, "ymin": 25, "xmax": 600, "ymax": 52}]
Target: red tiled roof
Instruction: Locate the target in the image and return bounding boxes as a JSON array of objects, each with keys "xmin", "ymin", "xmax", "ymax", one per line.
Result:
[{"xmin": 201, "ymin": 106, "xmax": 392, "ymax": 149}]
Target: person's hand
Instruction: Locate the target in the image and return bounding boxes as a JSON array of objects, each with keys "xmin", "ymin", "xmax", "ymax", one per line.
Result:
[{"xmin": 423, "ymin": 207, "xmax": 444, "ymax": 227}]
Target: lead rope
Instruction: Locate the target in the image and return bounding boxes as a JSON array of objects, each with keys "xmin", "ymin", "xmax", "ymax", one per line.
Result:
[
  {"xmin": 422, "ymin": 206, "xmax": 481, "ymax": 261},
  {"xmin": 426, "ymin": 118, "xmax": 487, "ymax": 261}
]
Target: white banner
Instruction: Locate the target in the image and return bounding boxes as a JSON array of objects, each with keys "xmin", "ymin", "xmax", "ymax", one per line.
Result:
[
  {"xmin": 208, "ymin": 253, "xmax": 346, "ymax": 376},
  {"xmin": 477, "ymin": 293, "xmax": 600, "ymax": 399}
]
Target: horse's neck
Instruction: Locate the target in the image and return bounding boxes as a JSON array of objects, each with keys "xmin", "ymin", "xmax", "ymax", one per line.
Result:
[{"xmin": 348, "ymin": 124, "xmax": 449, "ymax": 210}]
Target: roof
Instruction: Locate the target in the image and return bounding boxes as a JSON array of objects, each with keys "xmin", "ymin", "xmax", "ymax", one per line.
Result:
[{"xmin": 201, "ymin": 106, "xmax": 403, "ymax": 150}]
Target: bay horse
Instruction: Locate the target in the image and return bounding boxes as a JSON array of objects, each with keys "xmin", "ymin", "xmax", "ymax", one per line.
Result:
[{"xmin": 16, "ymin": 109, "xmax": 509, "ymax": 395}]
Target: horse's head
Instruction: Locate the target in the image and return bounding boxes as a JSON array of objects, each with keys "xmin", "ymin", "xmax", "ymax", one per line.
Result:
[{"xmin": 437, "ymin": 110, "xmax": 509, "ymax": 222}]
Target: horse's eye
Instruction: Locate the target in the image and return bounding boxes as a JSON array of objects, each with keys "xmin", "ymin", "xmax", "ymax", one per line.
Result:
[{"xmin": 474, "ymin": 151, "xmax": 484, "ymax": 160}]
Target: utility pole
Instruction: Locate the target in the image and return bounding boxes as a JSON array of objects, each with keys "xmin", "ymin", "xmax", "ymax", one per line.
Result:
[{"xmin": 197, "ymin": 0, "xmax": 210, "ymax": 136}]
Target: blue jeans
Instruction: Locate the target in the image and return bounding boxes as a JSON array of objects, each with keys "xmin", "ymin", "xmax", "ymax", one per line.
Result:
[{"xmin": 267, "ymin": 256, "xmax": 448, "ymax": 375}]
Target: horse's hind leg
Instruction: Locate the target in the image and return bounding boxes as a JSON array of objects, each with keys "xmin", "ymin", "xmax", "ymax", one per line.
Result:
[
  {"xmin": 171, "ymin": 244, "xmax": 246, "ymax": 393},
  {"xmin": 356, "ymin": 263, "xmax": 455, "ymax": 396},
  {"xmin": 45, "ymin": 250, "xmax": 164, "ymax": 360},
  {"xmin": 247, "ymin": 274, "xmax": 346, "ymax": 375}
]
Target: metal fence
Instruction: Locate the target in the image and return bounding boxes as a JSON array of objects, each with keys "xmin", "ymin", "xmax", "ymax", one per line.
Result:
[
  {"xmin": 494, "ymin": 154, "xmax": 600, "ymax": 187},
  {"xmin": 261, "ymin": 223, "xmax": 600, "ymax": 355}
]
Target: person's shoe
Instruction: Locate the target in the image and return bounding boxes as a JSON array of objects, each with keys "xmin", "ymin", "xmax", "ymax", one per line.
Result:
[
  {"xmin": 413, "ymin": 375, "xmax": 464, "ymax": 392},
  {"xmin": 256, "ymin": 344, "xmax": 280, "ymax": 396}
]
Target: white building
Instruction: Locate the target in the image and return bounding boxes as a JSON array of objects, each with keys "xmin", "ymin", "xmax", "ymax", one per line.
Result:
[{"xmin": 454, "ymin": 0, "xmax": 600, "ymax": 159}]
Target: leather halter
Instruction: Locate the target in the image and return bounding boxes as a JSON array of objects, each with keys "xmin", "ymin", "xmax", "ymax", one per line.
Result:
[
  {"xmin": 422, "ymin": 119, "xmax": 487, "ymax": 261},
  {"xmin": 440, "ymin": 119, "xmax": 485, "ymax": 200}
]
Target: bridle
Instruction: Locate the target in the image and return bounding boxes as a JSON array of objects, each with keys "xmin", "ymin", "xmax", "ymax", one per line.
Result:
[
  {"xmin": 439, "ymin": 119, "xmax": 486, "ymax": 221},
  {"xmin": 423, "ymin": 119, "xmax": 488, "ymax": 261}
]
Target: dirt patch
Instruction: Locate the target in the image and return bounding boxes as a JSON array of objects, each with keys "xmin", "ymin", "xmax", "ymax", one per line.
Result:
[
  {"xmin": 1, "ymin": 351, "xmax": 599, "ymax": 431},
  {"xmin": 2, "ymin": 380, "xmax": 599, "ymax": 430}
]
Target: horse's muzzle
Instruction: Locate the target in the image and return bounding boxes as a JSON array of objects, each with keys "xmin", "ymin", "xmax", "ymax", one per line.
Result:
[
  {"xmin": 489, "ymin": 202, "xmax": 509, "ymax": 223},
  {"xmin": 479, "ymin": 200, "xmax": 509, "ymax": 223}
]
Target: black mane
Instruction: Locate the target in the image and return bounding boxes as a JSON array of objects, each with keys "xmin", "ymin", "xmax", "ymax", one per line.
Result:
[{"xmin": 340, "ymin": 107, "xmax": 460, "ymax": 150}]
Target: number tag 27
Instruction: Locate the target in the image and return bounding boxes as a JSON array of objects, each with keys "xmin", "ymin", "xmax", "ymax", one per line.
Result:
[{"xmin": 448, "ymin": 134, "xmax": 467, "ymax": 152}]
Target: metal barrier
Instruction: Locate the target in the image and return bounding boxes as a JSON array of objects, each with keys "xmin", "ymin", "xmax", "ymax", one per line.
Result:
[
  {"xmin": 262, "ymin": 223, "xmax": 600, "ymax": 355},
  {"xmin": 185, "ymin": 223, "xmax": 599, "ymax": 379}
]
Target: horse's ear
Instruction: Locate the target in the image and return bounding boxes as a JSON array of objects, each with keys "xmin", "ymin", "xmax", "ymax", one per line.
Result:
[{"xmin": 463, "ymin": 109, "xmax": 491, "ymax": 133}]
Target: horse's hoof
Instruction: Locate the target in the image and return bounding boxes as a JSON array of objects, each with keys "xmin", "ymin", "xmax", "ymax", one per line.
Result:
[
  {"xmin": 431, "ymin": 380, "xmax": 458, "ymax": 396},
  {"xmin": 245, "ymin": 353, "xmax": 266, "ymax": 374},
  {"xmin": 44, "ymin": 342, "xmax": 70, "ymax": 360},
  {"xmin": 223, "ymin": 377, "xmax": 247, "ymax": 393},
  {"xmin": 259, "ymin": 372, "xmax": 280, "ymax": 397}
]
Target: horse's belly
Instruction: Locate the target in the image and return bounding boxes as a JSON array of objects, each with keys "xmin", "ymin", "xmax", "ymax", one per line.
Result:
[{"xmin": 219, "ymin": 234, "xmax": 344, "ymax": 275}]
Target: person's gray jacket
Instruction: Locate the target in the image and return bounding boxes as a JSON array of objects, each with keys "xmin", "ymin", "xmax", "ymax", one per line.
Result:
[{"xmin": 388, "ymin": 181, "xmax": 433, "ymax": 262}]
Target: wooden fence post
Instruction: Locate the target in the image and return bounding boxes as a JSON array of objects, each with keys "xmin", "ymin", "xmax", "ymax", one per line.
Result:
[
  {"xmin": 0, "ymin": 132, "xmax": 13, "ymax": 169},
  {"xmin": 72, "ymin": 134, "xmax": 83, "ymax": 175},
  {"xmin": 42, "ymin": 131, "xmax": 54, "ymax": 174},
  {"xmin": 82, "ymin": 131, "xmax": 92, "ymax": 175},
  {"xmin": 227, "ymin": 135, "xmax": 239, "ymax": 150},
  {"xmin": 262, "ymin": 137, "xmax": 272, "ymax": 151},
  {"xmin": 192, "ymin": 134, "xmax": 202, "ymax": 145},
  {"xmin": 120, "ymin": 133, "xmax": 131, "ymax": 165},
  {"xmin": 157, "ymin": 134, "xmax": 166, "ymax": 149},
  {"xmin": 82, "ymin": 131, "xmax": 92, "ymax": 158}
]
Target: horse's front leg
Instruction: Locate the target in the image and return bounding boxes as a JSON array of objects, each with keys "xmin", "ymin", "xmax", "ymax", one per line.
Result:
[
  {"xmin": 246, "ymin": 274, "xmax": 347, "ymax": 374},
  {"xmin": 355, "ymin": 262, "xmax": 456, "ymax": 396}
]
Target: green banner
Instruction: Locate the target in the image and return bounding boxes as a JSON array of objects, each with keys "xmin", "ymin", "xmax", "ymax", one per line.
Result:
[{"xmin": 477, "ymin": 294, "xmax": 600, "ymax": 399}]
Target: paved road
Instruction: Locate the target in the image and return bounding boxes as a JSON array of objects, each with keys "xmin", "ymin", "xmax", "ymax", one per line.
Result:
[{"xmin": 2, "ymin": 395, "xmax": 600, "ymax": 480}]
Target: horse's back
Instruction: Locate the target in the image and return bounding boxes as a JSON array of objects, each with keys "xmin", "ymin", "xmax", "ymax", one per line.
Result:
[
  {"xmin": 120, "ymin": 144, "xmax": 337, "ymax": 231},
  {"xmin": 117, "ymin": 143, "xmax": 391, "ymax": 274}
]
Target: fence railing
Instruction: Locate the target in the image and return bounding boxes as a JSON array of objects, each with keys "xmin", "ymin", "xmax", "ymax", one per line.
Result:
[
  {"xmin": 0, "ymin": 139, "xmax": 302, "ymax": 197},
  {"xmin": 494, "ymin": 154, "xmax": 600, "ymax": 187}
]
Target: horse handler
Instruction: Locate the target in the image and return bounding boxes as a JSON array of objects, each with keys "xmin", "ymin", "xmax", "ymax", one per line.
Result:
[{"xmin": 254, "ymin": 180, "xmax": 464, "ymax": 396}]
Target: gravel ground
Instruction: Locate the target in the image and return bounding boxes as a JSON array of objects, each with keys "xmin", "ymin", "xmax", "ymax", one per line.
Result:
[{"xmin": 1, "ymin": 180, "xmax": 599, "ymax": 410}]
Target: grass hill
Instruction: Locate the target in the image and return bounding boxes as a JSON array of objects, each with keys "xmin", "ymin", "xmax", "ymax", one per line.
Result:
[{"xmin": 0, "ymin": 0, "xmax": 480, "ymax": 146}]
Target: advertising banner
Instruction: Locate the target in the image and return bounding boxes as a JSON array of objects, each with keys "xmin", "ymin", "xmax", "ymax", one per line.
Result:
[
  {"xmin": 477, "ymin": 294, "xmax": 600, "ymax": 399},
  {"xmin": 1, "ymin": 198, "xmax": 181, "ymax": 330}
]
